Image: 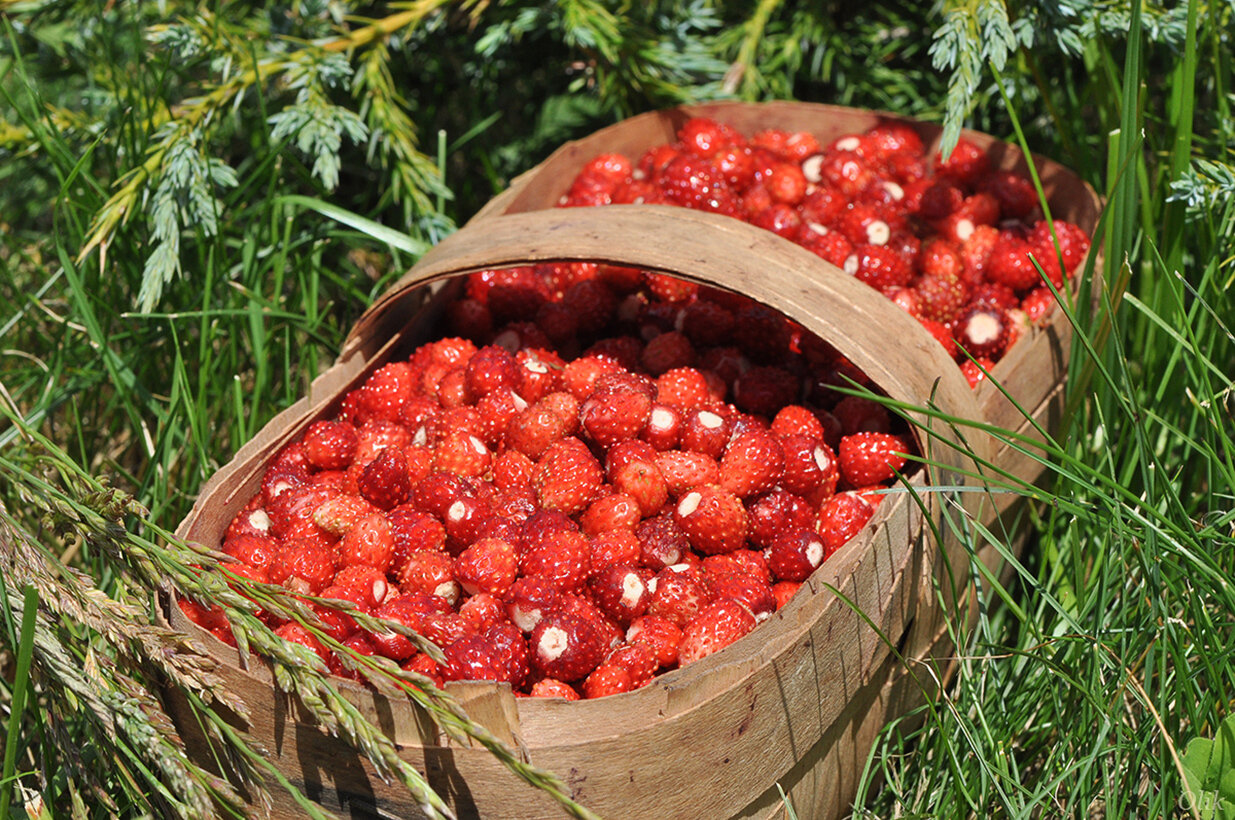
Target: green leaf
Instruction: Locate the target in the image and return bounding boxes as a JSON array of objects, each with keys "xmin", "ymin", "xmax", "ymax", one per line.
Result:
[{"xmin": 1182, "ymin": 714, "xmax": 1235, "ymax": 819}]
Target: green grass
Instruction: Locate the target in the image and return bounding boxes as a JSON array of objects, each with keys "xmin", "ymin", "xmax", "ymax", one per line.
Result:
[{"xmin": 2, "ymin": 1, "xmax": 1234, "ymax": 818}]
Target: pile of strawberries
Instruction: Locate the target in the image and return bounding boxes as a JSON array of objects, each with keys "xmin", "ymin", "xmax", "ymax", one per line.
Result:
[
  {"xmin": 184, "ymin": 258, "xmax": 922, "ymax": 698},
  {"xmin": 182, "ymin": 114, "xmax": 1092, "ymax": 699},
  {"xmin": 548, "ymin": 116, "xmax": 1091, "ymax": 386}
]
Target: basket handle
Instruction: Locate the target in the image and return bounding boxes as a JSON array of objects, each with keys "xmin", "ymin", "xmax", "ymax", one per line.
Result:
[{"xmin": 356, "ymin": 204, "xmax": 992, "ymax": 475}]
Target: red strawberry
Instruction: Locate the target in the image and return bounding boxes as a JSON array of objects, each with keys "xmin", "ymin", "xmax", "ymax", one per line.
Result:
[
  {"xmin": 312, "ymin": 494, "xmax": 378, "ymax": 537},
  {"xmin": 610, "ymin": 458, "xmax": 669, "ymax": 516},
  {"xmin": 634, "ymin": 512, "xmax": 690, "ymax": 570},
  {"xmin": 747, "ymin": 490, "xmax": 817, "ymax": 549},
  {"xmin": 772, "ymin": 580, "xmax": 802, "ymax": 610},
  {"xmin": 641, "ymin": 403, "xmax": 683, "ymax": 451},
  {"xmin": 987, "ymin": 236, "xmax": 1041, "ymax": 291},
  {"xmin": 770, "ymin": 405, "xmax": 826, "ymax": 442},
  {"xmin": 529, "ymin": 678, "xmax": 581, "ymax": 699},
  {"xmin": 442, "ymin": 633, "xmax": 510, "ymax": 684},
  {"xmin": 269, "ymin": 539, "xmax": 336, "ymax": 595},
  {"xmin": 625, "ymin": 616, "xmax": 682, "ymax": 669},
  {"xmin": 732, "ymin": 366, "xmax": 799, "ymax": 418},
  {"xmin": 505, "ymin": 401, "xmax": 572, "ymax": 460},
  {"xmin": 934, "ymin": 137, "xmax": 990, "ymax": 189},
  {"xmin": 768, "ymin": 527, "xmax": 829, "ymax": 582},
  {"xmin": 815, "ymin": 491, "xmax": 877, "ymax": 553},
  {"xmin": 340, "ymin": 512, "xmax": 395, "ymax": 573},
  {"xmin": 954, "ymin": 305, "xmax": 1012, "ymax": 360},
  {"xmin": 520, "ymin": 529, "xmax": 591, "ymax": 594},
  {"xmin": 355, "ymin": 362, "xmax": 415, "ymax": 423},
  {"xmin": 647, "ymin": 563, "xmax": 711, "ymax": 627},
  {"xmin": 274, "ymin": 622, "xmax": 332, "ymax": 666},
  {"xmin": 720, "ymin": 429, "xmax": 785, "ymax": 499},
  {"xmin": 603, "ymin": 642, "xmax": 659, "ymax": 687},
  {"xmin": 678, "ymin": 301, "xmax": 737, "ymax": 349},
  {"xmin": 333, "ymin": 565, "xmax": 392, "ymax": 610},
  {"xmin": 580, "ymin": 384, "xmax": 653, "ymax": 449},
  {"xmin": 533, "ymin": 438, "xmax": 605, "ymax": 514},
  {"xmin": 1021, "ymin": 286, "xmax": 1058, "ymax": 324},
  {"xmin": 680, "ymin": 408, "xmax": 732, "ymax": 459},
  {"xmin": 514, "ymin": 348, "xmax": 564, "ymax": 403},
  {"xmin": 581, "ymin": 493, "xmax": 641, "ymax": 536},
  {"xmin": 641, "ymin": 331, "xmax": 695, "ymax": 376},
  {"xmin": 357, "ymin": 447, "xmax": 411, "ymax": 510},
  {"xmin": 1030, "ymin": 219, "xmax": 1091, "ymax": 272},
  {"xmin": 302, "ymin": 420, "xmax": 359, "ymax": 470},
  {"xmin": 981, "ymin": 170, "xmax": 1038, "ymax": 219},
  {"xmin": 831, "ymin": 395, "xmax": 892, "ymax": 436},
  {"xmin": 529, "ymin": 612, "xmax": 606, "ymax": 682},
  {"xmin": 452, "ymin": 537, "xmax": 518, "ymax": 597},
  {"xmin": 589, "ymin": 528, "xmax": 642, "ymax": 572},
  {"xmin": 678, "ymin": 599, "xmax": 756, "ymax": 665},
  {"xmin": 582, "ymin": 663, "xmax": 636, "ymax": 699},
  {"xmin": 778, "ymin": 434, "xmax": 839, "ymax": 503},
  {"xmin": 915, "ymin": 272, "xmax": 969, "ymax": 324},
  {"xmin": 589, "ymin": 564, "xmax": 654, "ymax": 625},
  {"xmin": 706, "ymin": 572, "xmax": 775, "ymax": 621},
  {"xmin": 459, "ymin": 592, "xmax": 507, "ymax": 631},
  {"xmin": 655, "ymin": 449, "xmax": 721, "ymax": 496},
  {"xmin": 838, "ymin": 432, "xmax": 910, "ymax": 487},
  {"xmin": 561, "ymin": 355, "xmax": 625, "ymax": 400},
  {"xmin": 503, "ymin": 577, "xmax": 561, "ymax": 634},
  {"xmin": 397, "ymin": 551, "xmax": 457, "ymax": 603},
  {"xmin": 960, "ymin": 357, "xmax": 997, "ymax": 388},
  {"xmin": 676, "ymin": 483, "xmax": 749, "ymax": 554},
  {"xmin": 433, "ymin": 432, "xmax": 492, "ymax": 479},
  {"xmin": 222, "ymin": 533, "xmax": 280, "ymax": 570}
]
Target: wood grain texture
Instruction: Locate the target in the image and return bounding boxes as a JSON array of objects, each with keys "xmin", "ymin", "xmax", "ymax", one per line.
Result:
[{"xmin": 168, "ymin": 102, "xmax": 1103, "ymax": 820}]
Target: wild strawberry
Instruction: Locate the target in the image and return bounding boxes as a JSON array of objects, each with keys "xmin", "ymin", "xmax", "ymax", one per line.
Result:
[
  {"xmin": 627, "ymin": 617, "xmax": 686, "ymax": 671},
  {"xmin": 831, "ymin": 395, "xmax": 892, "ymax": 436},
  {"xmin": 960, "ymin": 223, "xmax": 1000, "ymax": 281},
  {"xmin": 441, "ymin": 633, "xmax": 510, "ymax": 684},
  {"xmin": 222, "ymin": 533, "xmax": 280, "ymax": 569},
  {"xmin": 914, "ymin": 180, "xmax": 964, "ymax": 219},
  {"xmin": 388, "ymin": 504, "xmax": 446, "ymax": 561},
  {"xmin": 655, "ymin": 449, "xmax": 721, "ymax": 496},
  {"xmin": 747, "ymin": 490, "xmax": 816, "ymax": 549},
  {"xmin": 312, "ymin": 494, "xmax": 378, "ymax": 538},
  {"xmin": 339, "ymin": 512, "xmax": 395, "ymax": 573},
  {"xmin": 579, "ymin": 663, "xmax": 634, "ymax": 698},
  {"xmin": 577, "ymin": 494, "xmax": 637, "ymax": 537},
  {"xmin": 589, "ymin": 528, "xmax": 642, "ymax": 572},
  {"xmin": 836, "ymin": 204, "xmax": 900, "ymax": 247},
  {"xmin": 954, "ymin": 305, "xmax": 1012, "ymax": 360},
  {"xmin": 610, "ymin": 459, "xmax": 669, "ymax": 517},
  {"xmin": 845, "ymin": 244, "xmax": 914, "ymax": 290},
  {"xmin": 332, "ymin": 565, "xmax": 392, "ymax": 610},
  {"xmin": 460, "ymin": 344, "xmax": 517, "ymax": 403},
  {"xmin": 354, "ymin": 419, "xmax": 413, "ymax": 469},
  {"xmin": 933, "ymin": 191, "xmax": 1001, "ymax": 245},
  {"xmin": 919, "ymin": 318, "xmax": 961, "ymax": 361},
  {"xmin": 521, "ymin": 529, "xmax": 591, "ymax": 594},
  {"xmin": 397, "ymin": 551, "xmax": 456, "ymax": 604},
  {"xmin": 731, "ymin": 366, "xmax": 798, "ymax": 419},
  {"xmin": 838, "ymin": 432, "xmax": 910, "ymax": 487},
  {"xmin": 768, "ymin": 527, "xmax": 829, "ymax": 582},
  {"xmin": 676, "ymin": 301, "xmax": 735, "ymax": 351},
  {"xmin": 934, "ymin": 137, "xmax": 990, "ymax": 189},
  {"xmin": 817, "ymin": 149, "xmax": 877, "ymax": 197},
  {"xmin": 733, "ymin": 303, "xmax": 793, "ymax": 365},
  {"xmin": 356, "ymin": 447, "xmax": 411, "ymax": 511},
  {"xmin": 1021, "ymin": 286, "xmax": 1058, "ymax": 323},
  {"xmin": 771, "ymin": 580, "xmax": 802, "ymax": 610},
  {"xmin": 269, "ymin": 539, "xmax": 336, "ymax": 596},
  {"xmin": 779, "ymin": 434, "xmax": 839, "ymax": 502},
  {"xmin": 635, "ymin": 512, "xmax": 689, "ymax": 570},
  {"xmin": 368, "ymin": 593, "xmax": 448, "ymax": 660},
  {"xmin": 678, "ymin": 599, "xmax": 756, "ymax": 665},
  {"xmin": 770, "ymin": 405, "xmax": 825, "ymax": 442},
  {"xmin": 917, "ymin": 237, "xmax": 965, "ymax": 280},
  {"xmin": 533, "ymin": 438, "xmax": 604, "ymax": 515},
  {"xmin": 529, "ymin": 611, "xmax": 606, "ymax": 683},
  {"xmin": 987, "ymin": 236, "xmax": 1041, "ymax": 291},
  {"xmin": 485, "ymin": 621, "xmax": 532, "ymax": 688},
  {"xmin": 673, "ymin": 485, "xmax": 748, "ymax": 555},
  {"xmin": 225, "ymin": 497, "xmax": 274, "ymax": 541},
  {"xmin": 647, "ymin": 563, "xmax": 711, "ymax": 627},
  {"xmin": 529, "ymin": 678, "xmax": 581, "ymax": 699},
  {"xmin": 302, "ymin": 420, "xmax": 358, "ymax": 470},
  {"xmin": 504, "ymin": 403, "xmax": 570, "ymax": 461},
  {"xmin": 915, "ymin": 272, "xmax": 969, "ymax": 324},
  {"xmin": 706, "ymin": 572, "xmax": 775, "ymax": 621},
  {"xmin": 640, "ymin": 403, "xmax": 683, "ymax": 451},
  {"xmin": 452, "ymin": 538, "xmax": 518, "ymax": 598},
  {"xmin": 816, "ymin": 491, "xmax": 877, "ymax": 553},
  {"xmin": 440, "ymin": 494, "xmax": 492, "ymax": 555},
  {"xmin": 960, "ymin": 356, "xmax": 997, "ymax": 388},
  {"xmin": 720, "ymin": 429, "xmax": 785, "ymax": 499},
  {"xmin": 580, "ymin": 385, "xmax": 653, "ymax": 450},
  {"xmin": 1030, "ymin": 219, "xmax": 1091, "ymax": 272},
  {"xmin": 355, "ymin": 362, "xmax": 415, "ymax": 424},
  {"xmin": 497, "ymin": 577, "xmax": 556, "ymax": 635},
  {"xmin": 589, "ymin": 564, "xmax": 654, "ymax": 625},
  {"xmin": 981, "ymin": 170, "xmax": 1038, "ymax": 219},
  {"xmin": 679, "ymin": 408, "xmax": 731, "ymax": 459},
  {"xmin": 458, "ymin": 593, "xmax": 507, "ymax": 632},
  {"xmin": 274, "ymin": 622, "xmax": 332, "ymax": 667}
]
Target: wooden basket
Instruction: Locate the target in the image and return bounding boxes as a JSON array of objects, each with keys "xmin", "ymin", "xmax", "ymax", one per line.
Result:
[{"xmin": 166, "ymin": 103, "xmax": 1101, "ymax": 820}]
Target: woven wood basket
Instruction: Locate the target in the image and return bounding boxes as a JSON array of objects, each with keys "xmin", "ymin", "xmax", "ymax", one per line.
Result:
[{"xmin": 166, "ymin": 102, "xmax": 1101, "ymax": 820}]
